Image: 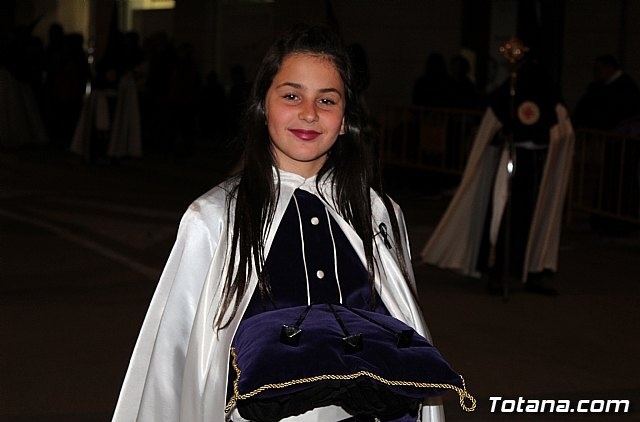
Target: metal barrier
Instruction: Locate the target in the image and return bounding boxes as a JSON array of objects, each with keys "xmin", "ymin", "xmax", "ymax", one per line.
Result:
[
  {"xmin": 378, "ymin": 105, "xmax": 483, "ymax": 175},
  {"xmin": 378, "ymin": 105, "xmax": 640, "ymax": 226},
  {"xmin": 569, "ymin": 129, "xmax": 640, "ymax": 225}
]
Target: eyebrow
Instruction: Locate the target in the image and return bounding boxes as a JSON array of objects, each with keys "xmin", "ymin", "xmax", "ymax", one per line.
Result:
[{"xmin": 275, "ymin": 82, "xmax": 343, "ymax": 96}]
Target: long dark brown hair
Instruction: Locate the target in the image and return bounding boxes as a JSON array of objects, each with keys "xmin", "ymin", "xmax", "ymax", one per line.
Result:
[{"xmin": 215, "ymin": 24, "xmax": 410, "ymax": 329}]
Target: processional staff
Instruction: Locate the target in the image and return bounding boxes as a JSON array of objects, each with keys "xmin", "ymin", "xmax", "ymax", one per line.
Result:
[{"xmin": 496, "ymin": 37, "xmax": 529, "ymax": 301}]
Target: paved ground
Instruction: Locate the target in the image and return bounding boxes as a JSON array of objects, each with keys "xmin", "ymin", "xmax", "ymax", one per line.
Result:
[{"xmin": 2, "ymin": 142, "xmax": 639, "ymax": 422}]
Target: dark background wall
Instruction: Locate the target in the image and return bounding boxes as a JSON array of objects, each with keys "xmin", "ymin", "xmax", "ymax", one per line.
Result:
[{"xmin": 5, "ymin": 0, "xmax": 640, "ymax": 113}]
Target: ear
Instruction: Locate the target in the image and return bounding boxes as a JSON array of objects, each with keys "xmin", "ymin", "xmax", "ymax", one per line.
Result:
[{"xmin": 340, "ymin": 117, "xmax": 345, "ymax": 135}]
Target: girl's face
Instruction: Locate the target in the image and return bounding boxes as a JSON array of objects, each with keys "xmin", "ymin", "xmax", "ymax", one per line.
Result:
[{"xmin": 265, "ymin": 53, "xmax": 345, "ymax": 178}]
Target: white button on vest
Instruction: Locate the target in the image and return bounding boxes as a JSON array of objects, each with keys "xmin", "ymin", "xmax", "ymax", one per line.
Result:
[
  {"xmin": 316, "ymin": 270, "xmax": 325, "ymax": 279},
  {"xmin": 311, "ymin": 217, "xmax": 320, "ymax": 225}
]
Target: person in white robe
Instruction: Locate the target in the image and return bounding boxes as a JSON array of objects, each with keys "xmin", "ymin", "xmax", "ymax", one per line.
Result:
[
  {"xmin": 420, "ymin": 61, "xmax": 574, "ymax": 293},
  {"xmin": 0, "ymin": 65, "xmax": 49, "ymax": 148},
  {"xmin": 111, "ymin": 24, "xmax": 454, "ymax": 422},
  {"xmin": 71, "ymin": 70, "xmax": 141, "ymax": 162}
]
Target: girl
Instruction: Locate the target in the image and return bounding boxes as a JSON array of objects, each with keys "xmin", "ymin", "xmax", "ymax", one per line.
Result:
[{"xmin": 111, "ymin": 24, "xmax": 446, "ymax": 422}]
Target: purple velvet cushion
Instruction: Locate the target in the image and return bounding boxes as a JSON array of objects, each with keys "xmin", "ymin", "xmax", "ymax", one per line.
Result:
[{"xmin": 227, "ymin": 304, "xmax": 475, "ymax": 421}]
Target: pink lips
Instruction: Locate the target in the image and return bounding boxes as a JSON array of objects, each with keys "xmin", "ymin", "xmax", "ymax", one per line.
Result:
[{"xmin": 289, "ymin": 129, "xmax": 321, "ymax": 141}]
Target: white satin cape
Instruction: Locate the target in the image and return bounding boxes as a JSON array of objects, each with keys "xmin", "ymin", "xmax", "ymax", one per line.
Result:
[
  {"xmin": 111, "ymin": 169, "xmax": 446, "ymax": 422},
  {"xmin": 420, "ymin": 104, "xmax": 575, "ymax": 282}
]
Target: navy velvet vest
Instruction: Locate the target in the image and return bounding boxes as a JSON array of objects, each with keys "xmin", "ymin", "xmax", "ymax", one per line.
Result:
[{"xmin": 244, "ymin": 189, "xmax": 388, "ymax": 318}]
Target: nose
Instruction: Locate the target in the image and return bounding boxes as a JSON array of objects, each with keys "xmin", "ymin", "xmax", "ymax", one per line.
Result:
[{"xmin": 298, "ymin": 100, "xmax": 318, "ymax": 123}]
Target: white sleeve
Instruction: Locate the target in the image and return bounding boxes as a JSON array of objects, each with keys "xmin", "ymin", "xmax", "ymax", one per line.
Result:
[{"xmin": 421, "ymin": 399, "xmax": 446, "ymax": 421}]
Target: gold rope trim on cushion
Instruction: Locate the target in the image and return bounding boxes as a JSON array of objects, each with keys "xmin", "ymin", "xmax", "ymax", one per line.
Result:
[{"xmin": 225, "ymin": 347, "xmax": 476, "ymax": 413}]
